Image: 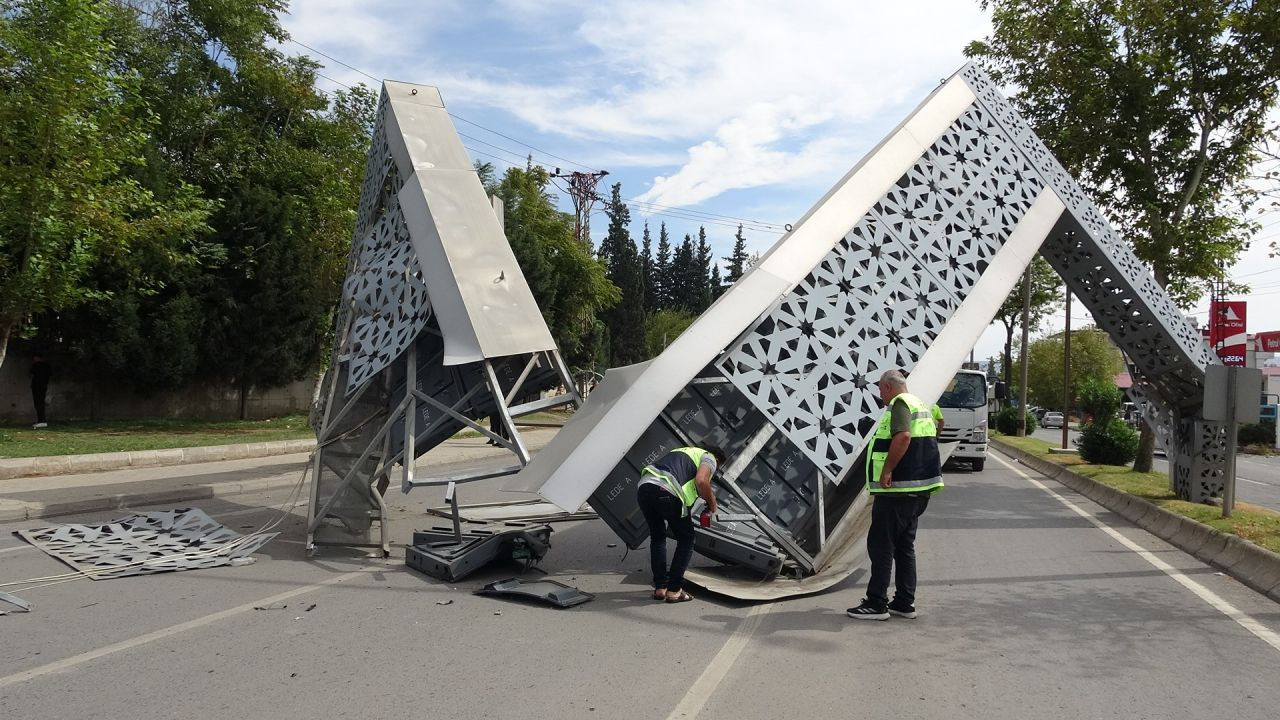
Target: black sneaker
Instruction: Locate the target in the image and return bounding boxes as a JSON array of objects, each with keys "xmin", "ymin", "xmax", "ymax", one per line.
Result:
[
  {"xmin": 846, "ymin": 602, "xmax": 889, "ymax": 621},
  {"xmin": 887, "ymin": 601, "xmax": 916, "ymax": 619}
]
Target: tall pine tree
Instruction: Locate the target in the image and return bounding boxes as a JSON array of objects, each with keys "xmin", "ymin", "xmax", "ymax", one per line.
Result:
[
  {"xmin": 653, "ymin": 222, "xmax": 672, "ymax": 310},
  {"xmin": 672, "ymin": 234, "xmax": 696, "ymax": 310},
  {"xmin": 640, "ymin": 221, "xmax": 655, "ymax": 312},
  {"xmin": 725, "ymin": 224, "xmax": 749, "ymax": 284},
  {"xmin": 601, "ymin": 183, "xmax": 646, "ymax": 365},
  {"xmin": 695, "ymin": 226, "xmax": 712, "ymax": 311}
]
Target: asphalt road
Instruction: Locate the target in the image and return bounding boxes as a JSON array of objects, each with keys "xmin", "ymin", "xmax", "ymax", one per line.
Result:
[
  {"xmin": 1030, "ymin": 426, "xmax": 1280, "ymax": 512},
  {"xmin": 3, "ymin": 452, "xmax": 1280, "ymax": 719}
]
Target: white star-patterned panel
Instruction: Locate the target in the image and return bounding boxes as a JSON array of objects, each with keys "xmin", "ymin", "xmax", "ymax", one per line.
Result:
[{"xmin": 721, "ymin": 100, "xmax": 1043, "ymax": 480}]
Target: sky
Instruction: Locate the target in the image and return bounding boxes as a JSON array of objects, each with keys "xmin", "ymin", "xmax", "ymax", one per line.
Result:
[{"xmin": 278, "ymin": 0, "xmax": 1280, "ymax": 364}]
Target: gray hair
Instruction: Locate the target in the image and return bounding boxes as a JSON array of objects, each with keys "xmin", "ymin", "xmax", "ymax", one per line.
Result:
[{"xmin": 879, "ymin": 369, "xmax": 908, "ymax": 389}]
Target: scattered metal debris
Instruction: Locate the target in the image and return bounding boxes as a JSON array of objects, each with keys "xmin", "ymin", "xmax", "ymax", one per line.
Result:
[
  {"xmin": 435, "ymin": 599, "xmax": 453, "ymax": 606},
  {"xmin": 254, "ymin": 604, "xmax": 288, "ymax": 611},
  {"xmin": 0, "ymin": 591, "xmax": 31, "ymax": 613},
  {"xmin": 305, "ymin": 603, "xmax": 317, "ymax": 612},
  {"xmin": 18, "ymin": 508, "xmax": 276, "ymax": 580},
  {"xmin": 475, "ymin": 578, "xmax": 594, "ymax": 608}
]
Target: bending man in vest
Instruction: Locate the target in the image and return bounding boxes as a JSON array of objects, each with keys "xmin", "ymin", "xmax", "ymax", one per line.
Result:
[
  {"xmin": 635, "ymin": 445, "xmax": 723, "ymax": 603},
  {"xmin": 848, "ymin": 370, "xmax": 944, "ymax": 621}
]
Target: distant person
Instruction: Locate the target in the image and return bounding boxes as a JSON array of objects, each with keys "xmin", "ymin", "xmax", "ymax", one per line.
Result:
[
  {"xmin": 848, "ymin": 369, "xmax": 944, "ymax": 621},
  {"xmin": 635, "ymin": 445, "xmax": 723, "ymax": 603},
  {"xmin": 29, "ymin": 353, "xmax": 51, "ymax": 429}
]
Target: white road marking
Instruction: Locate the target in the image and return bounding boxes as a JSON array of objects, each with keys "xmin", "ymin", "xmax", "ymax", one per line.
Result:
[
  {"xmin": 0, "ymin": 544, "xmax": 31, "ymax": 555},
  {"xmin": 992, "ymin": 453, "xmax": 1280, "ymax": 654},
  {"xmin": 0, "ymin": 568, "xmax": 376, "ymax": 689},
  {"xmin": 1239, "ymin": 478, "xmax": 1267, "ymax": 487},
  {"xmin": 665, "ymin": 602, "xmax": 773, "ymax": 720}
]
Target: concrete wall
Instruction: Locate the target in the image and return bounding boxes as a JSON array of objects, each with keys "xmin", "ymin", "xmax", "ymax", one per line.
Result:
[{"xmin": 1, "ymin": 346, "xmax": 316, "ymax": 424}]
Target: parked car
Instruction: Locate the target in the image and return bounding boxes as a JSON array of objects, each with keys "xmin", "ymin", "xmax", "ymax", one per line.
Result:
[{"xmin": 1041, "ymin": 411, "xmax": 1065, "ymax": 429}]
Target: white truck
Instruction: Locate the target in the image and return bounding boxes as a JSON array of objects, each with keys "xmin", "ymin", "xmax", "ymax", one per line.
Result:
[{"xmin": 936, "ymin": 369, "xmax": 990, "ymax": 471}]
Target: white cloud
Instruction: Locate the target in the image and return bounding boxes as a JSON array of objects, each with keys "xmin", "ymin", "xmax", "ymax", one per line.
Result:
[{"xmin": 282, "ymin": 0, "xmax": 990, "ymax": 206}]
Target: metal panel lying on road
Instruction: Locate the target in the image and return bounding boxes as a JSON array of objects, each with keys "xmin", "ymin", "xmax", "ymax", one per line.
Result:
[
  {"xmin": 474, "ymin": 578, "xmax": 594, "ymax": 608},
  {"xmin": 18, "ymin": 508, "xmax": 275, "ymax": 580}
]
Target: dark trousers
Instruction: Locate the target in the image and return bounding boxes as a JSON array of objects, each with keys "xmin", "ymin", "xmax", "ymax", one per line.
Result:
[
  {"xmin": 32, "ymin": 384, "xmax": 47, "ymax": 424},
  {"xmin": 636, "ymin": 482, "xmax": 696, "ymax": 592},
  {"xmin": 865, "ymin": 494, "xmax": 930, "ymax": 609}
]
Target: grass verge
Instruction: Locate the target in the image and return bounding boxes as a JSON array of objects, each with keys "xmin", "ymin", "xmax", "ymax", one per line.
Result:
[
  {"xmin": 0, "ymin": 415, "xmax": 315, "ymax": 459},
  {"xmin": 0, "ymin": 410, "xmax": 572, "ymax": 460},
  {"xmin": 993, "ymin": 433, "xmax": 1280, "ymax": 555}
]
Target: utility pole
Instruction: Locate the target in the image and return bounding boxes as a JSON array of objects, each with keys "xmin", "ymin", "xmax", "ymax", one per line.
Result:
[
  {"xmin": 1018, "ymin": 266, "xmax": 1032, "ymax": 436},
  {"xmin": 1062, "ymin": 284, "xmax": 1071, "ymax": 449},
  {"xmin": 551, "ymin": 169, "xmax": 609, "ymax": 250}
]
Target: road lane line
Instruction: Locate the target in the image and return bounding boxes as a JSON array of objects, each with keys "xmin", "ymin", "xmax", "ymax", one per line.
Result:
[
  {"xmin": 1239, "ymin": 478, "xmax": 1266, "ymax": 487},
  {"xmin": 665, "ymin": 602, "xmax": 773, "ymax": 720},
  {"xmin": 0, "ymin": 568, "xmax": 376, "ymax": 689},
  {"xmin": 992, "ymin": 453, "xmax": 1280, "ymax": 654}
]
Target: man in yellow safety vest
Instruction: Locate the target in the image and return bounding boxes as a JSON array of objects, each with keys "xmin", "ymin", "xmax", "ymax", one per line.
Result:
[
  {"xmin": 635, "ymin": 445, "xmax": 723, "ymax": 603},
  {"xmin": 848, "ymin": 369, "xmax": 943, "ymax": 621}
]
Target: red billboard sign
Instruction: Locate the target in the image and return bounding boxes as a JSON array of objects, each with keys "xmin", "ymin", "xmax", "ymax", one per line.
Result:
[
  {"xmin": 1259, "ymin": 331, "xmax": 1280, "ymax": 353},
  {"xmin": 1210, "ymin": 300, "xmax": 1247, "ymax": 366}
]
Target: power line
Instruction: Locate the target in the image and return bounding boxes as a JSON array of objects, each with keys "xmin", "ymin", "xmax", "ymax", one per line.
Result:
[
  {"xmin": 448, "ymin": 114, "xmax": 599, "ymax": 173},
  {"xmin": 286, "ymin": 38, "xmax": 380, "ymax": 83},
  {"xmin": 625, "ymin": 197, "xmax": 786, "ymax": 231},
  {"xmin": 284, "ymin": 37, "xmax": 600, "ymax": 173},
  {"xmin": 625, "ymin": 204, "xmax": 783, "ymax": 234},
  {"xmin": 463, "ymin": 146, "xmax": 524, "ymax": 169}
]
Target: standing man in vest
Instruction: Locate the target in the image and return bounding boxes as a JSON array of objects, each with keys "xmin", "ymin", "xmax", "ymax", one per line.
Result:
[
  {"xmin": 848, "ymin": 369, "xmax": 944, "ymax": 620},
  {"xmin": 635, "ymin": 445, "xmax": 723, "ymax": 603}
]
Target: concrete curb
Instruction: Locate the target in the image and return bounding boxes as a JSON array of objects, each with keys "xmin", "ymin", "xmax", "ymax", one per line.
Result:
[
  {"xmin": 0, "ymin": 439, "xmax": 317, "ymax": 481},
  {"xmin": 0, "ymin": 473, "xmax": 305, "ymax": 524},
  {"xmin": 992, "ymin": 438, "xmax": 1280, "ymax": 604}
]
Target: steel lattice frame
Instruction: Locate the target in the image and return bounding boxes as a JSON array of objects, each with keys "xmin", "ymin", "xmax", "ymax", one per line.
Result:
[{"xmin": 306, "ymin": 83, "xmax": 580, "ymax": 556}]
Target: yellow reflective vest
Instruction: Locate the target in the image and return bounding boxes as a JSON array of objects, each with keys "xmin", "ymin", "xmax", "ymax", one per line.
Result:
[
  {"xmin": 641, "ymin": 447, "xmax": 709, "ymax": 512},
  {"xmin": 866, "ymin": 392, "xmax": 944, "ymax": 495}
]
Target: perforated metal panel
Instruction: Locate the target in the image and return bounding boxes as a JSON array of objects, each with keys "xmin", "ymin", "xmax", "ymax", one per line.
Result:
[{"xmin": 527, "ymin": 61, "xmax": 1225, "ymax": 578}]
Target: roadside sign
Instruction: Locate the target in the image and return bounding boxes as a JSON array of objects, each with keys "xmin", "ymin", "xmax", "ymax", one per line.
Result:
[
  {"xmin": 1203, "ymin": 365, "xmax": 1262, "ymax": 423},
  {"xmin": 1258, "ymin": 331, "xmax": 1280, "ymax": 353}
]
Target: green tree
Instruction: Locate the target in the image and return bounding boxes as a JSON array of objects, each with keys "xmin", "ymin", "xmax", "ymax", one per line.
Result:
[
  {"xmin": 969, "ymin": 0, "xmax": 1280, "ymax": 471},
  {"xmin": 653, "ymin": 222, "xmax": 672, "ymax": 309},
  {"xmin": 600, "ymin": 183, "xmax": 646, "ymax": 366},
  {"xmin": 992, "ymin": 256, "xmax": 1061, "ymax": 383},
  {"xmin": 695, "ymin": 226, "xmax": 713, "ymax": 311},
  {"xmin": 672, "ymin": 234, "xmax": 697, "ymax": 310},
  {"xmin": 1021, "ymin": 327, "xmax": 1123, "ymax": 411},
  {"xmin": 640, "ymin": 221, "xmax": 655, "ymax": 311},
  {"xmin": 725, "ymin": 224, "xmax": 749, "ymax": 285},
  {"xmin": 710, "ymin": 263, "xmax": 724, "ymax": 300},
  {"xmin": 0, "ymin": 0, "xmax": 209, "ymax": 372},
  {"xmin": 645, "ymin": 308, "xmax": 698, "ymax": 357},
  {"xmin": 496, "ymin": 166, "xmax": 618, "ymax": 368},
  {"xmin": 45, "ymin": 1, "xmax": 372, "ymax": 403}
]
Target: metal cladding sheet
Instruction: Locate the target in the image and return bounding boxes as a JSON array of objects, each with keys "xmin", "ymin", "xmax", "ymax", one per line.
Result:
[{"xmin": 398, "ymin": 170, "xmax": 556, "ymax": 366}]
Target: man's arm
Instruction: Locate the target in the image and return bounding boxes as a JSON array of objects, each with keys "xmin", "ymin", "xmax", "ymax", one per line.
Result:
[
  {"xmin": 880, "ymin": 431, "xmax": 912, "ymax": 487},
  {"xmin": 694, "ymin": 466, "xmax": 717, "ymax": 514},
  {"xmin": 881, "ymin": 397, "xmax": 914, "ymax": 487}
]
